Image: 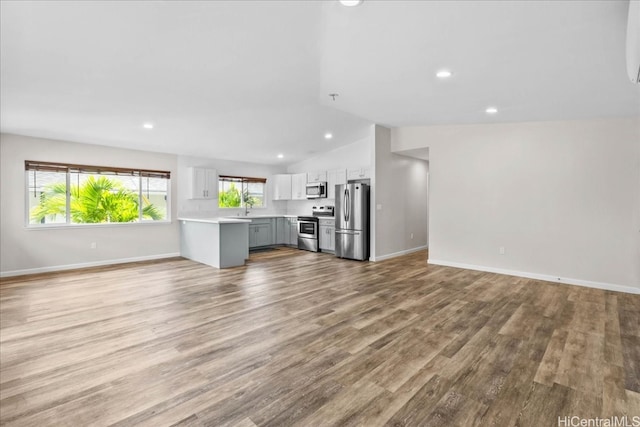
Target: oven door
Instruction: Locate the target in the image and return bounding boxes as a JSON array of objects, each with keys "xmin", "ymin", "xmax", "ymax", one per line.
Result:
[{"xmin": 298, "ymin": 220, "xmax": 317, "ymax": 239}]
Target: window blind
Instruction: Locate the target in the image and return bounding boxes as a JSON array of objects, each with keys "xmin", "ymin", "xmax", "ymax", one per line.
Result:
[
  {"xmin": 218, "ymin": 174, "xmax": 267, "ymax": 183},
  {"xmin": 25, "ymin": 161, "xmax": 170, "ymax": 179}
]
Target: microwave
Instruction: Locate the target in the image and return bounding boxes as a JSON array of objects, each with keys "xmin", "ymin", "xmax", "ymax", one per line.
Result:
[{"xmin": 306, "ymin": 182, "xmax": 327, "ymax": 199}]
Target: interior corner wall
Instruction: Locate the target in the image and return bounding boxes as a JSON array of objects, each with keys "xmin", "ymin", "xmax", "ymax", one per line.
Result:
[
  {"xmin": 391, "ymin": 117, "xmax": 640, "ymax": 292},
  {"xmin": 374, "ymin": 125, "xmax": 429, "ymax": 260},
  {"xmin": 0, "ymin": 133, "xmax": 180, "ymax": 276}
]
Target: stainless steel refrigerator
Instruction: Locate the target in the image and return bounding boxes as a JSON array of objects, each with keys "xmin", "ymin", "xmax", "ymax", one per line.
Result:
[{"xmin": 335, "ymin": 183, "xmax": 369, "ymax": 261}]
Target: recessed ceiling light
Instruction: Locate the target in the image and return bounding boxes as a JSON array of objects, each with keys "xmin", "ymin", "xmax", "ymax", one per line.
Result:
[
  {"xmin": 485, "ymin": 107, "xmax": 498, "ymax": 114},
  {"xmin": 143, "ymin": 123, "xmax": 154, "ymax": 129},
  {"xmin": 277, "ymin": 154, "xmax": 284, "ymax": 159},
  {"xmin": 436, "ymin": 70, "xmax": 452, "ymax": 78},
  {"xmin": 324, "ymin": 133, "xmax": 333, "ymax": 140},
  {"xmin": 339, "ymin": 0, "xmax": 363, "ymax": 6}
]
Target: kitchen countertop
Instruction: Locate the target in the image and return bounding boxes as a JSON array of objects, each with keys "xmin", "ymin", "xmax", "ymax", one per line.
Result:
[
  {"xmin": 244, "ymin": 215, "xmax": 335, "ymax": 220},
  {"xmin": 178, "ymin": 217, "xmax": 252, "ymax": 224},
  {"xmin": 237, "ymin": 215, "xmax": 335, "ymax": 220},
  {"xmin": 224, "ymin": 214, "xmax": 300, "ymax": 219},
  {"xmin": 252, "ymin": 214, "xmax": 299, "ymax": 218},
  {"xmin": 180, "ymin": 214, "xmax": 334, "ymax": 222}
]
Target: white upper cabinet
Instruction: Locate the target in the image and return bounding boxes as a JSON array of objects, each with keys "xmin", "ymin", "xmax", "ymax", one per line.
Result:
[
  {"xmin": 274, "ymin": 166, "xmax": 368, "ymax": 202},
  {"xmin": 326, "ymin": 168, "xmax": 346, "ymax": 199},
  {"xmin": 291, "ymin": 173, "xmax": 307, "ymax": 200},
  {"xmin": 307, "ymin": 170, "xmax": 327, "ymax": 183},
  {"xmin": 347, "ymin": 167, "xmax": 371, "ymax": 180},
  {"xmin": 273, "ymin": 174, "xmax": 292, "ymax": 200},
  {"xmin": 188, "ymin": 167, "xmax": 217, "ymax": 199}
]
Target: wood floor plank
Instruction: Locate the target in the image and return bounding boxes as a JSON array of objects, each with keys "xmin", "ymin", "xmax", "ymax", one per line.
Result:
[
  {"xmin": 1, "ymin": 248, "xmax": 638, "ymax": 426},
  {"xmin": 338, "ymin": 356, "xmax": 450, "ymax": 427},
  {"xmin": 292, "ymin": 377, "xmax": 386, "ymax": 427},
  {"xmin": 534, "ymin": 328, "xmax": 569, "ymax": 386},
  {"xmin": 168, "ymin": 413, "xmax": 205, "ymax": 427},
  {"xmin": 384, "ymin": 374, "xmax": 453, "ymax": 427},
  {"xmin": 363, "ymin": 327, "xmax": 456, "ymax": 393},
  {"xmin": 514, "ymin": 382, "xmax": 571, "ymax": 427},
  {"xmin": 478, "ymin": 352, "xmax": 540, "ymax": 426},
  {"xmin": 626, "ymin": 390, "xmax": 640, "ymax": 413},
  {"xmin": 249, "ymin": 379, "xmax": 344, "ymax": 427},
  {"xmin": 620, "ymin": 334, "xmax": 640, "ymax": 393},
  {"xmin": 604, "ymin": 293, "xmax": 625, "ymax": 367},
  {"xmin": 448, "ymin": 334, "xmax": 522, "ymax": 406},
  {"xmin": 603, "ymin": 364, "xmax": 630, "ymax": 416},
  {"xmin": 555, "ymin": 330, "xmax": 605, "ymax": 391},
  {"xmin": 414, "ymin": 389, "xmax": 488, "ymax": 427}
]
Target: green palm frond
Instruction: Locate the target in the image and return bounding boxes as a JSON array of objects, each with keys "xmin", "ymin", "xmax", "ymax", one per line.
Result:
[
  {"xmin": 219, "ymin": 182, "xmax": 241, "ymax": 208},
  {"xmin": 30, "ymin": 175, "xmax": 164, "ymax": 224},
  {"xmin": 30, "ymin": 182, "xmax": 68, "ymax": 223}
]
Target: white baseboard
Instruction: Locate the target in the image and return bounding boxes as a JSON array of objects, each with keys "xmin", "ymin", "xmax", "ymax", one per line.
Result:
[
  {"xmin": 0, "ymin": 253, "xmax": 181, "ymax": 278},
  {"xmin": 374, "ymin": 245, "xmax": 428, "ymax": 262},
  {"xmin": 428, "ymin": 258, "xmax": 640, "ymax": 295}
]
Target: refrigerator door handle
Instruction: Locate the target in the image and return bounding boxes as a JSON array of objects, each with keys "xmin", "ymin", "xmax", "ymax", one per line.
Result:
[
  {"xmin": 346, "ymin": 189, "xmax": 350, "ymax": 222},
  {"xmin": 335, "ymin": 230, "xmax": 359, "ymax": 235},
  {"xmin": 343, "ymin": 189, "xmax": 348, "ymax": 222}
]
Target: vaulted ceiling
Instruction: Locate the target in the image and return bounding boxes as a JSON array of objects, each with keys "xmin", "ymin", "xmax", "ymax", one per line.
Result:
[{"xmin": 1, "ymin": 1, "xmax": 638, "ymax": 164}]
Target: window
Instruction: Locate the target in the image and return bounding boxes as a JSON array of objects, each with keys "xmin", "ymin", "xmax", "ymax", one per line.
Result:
[
  {"xmin": 26, "ymin": 161, "xmax": 170, "ymax": 226},
  {"xmin": 218, "ymin": 175, "xmax": 266, "ymax": 208}
]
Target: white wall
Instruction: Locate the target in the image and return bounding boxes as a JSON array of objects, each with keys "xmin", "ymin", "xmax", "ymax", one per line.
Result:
[
  {"xmin": 285, "ymin": 134, "xmax": 374, "ymax": 215},
  {"xmin": 374, "ymin": 125, "xmax": 429, "ymax": 260},
  {"xmin": 177, "ymin": 155, "xmax": 287, "ymax": 218},
  {"xmin": 0, "ymin": 133, "xmax": 179, "ymax": 276},
  {"xmin": 391, "ymin": 117, "xmax": 640, "ymax": 292}
]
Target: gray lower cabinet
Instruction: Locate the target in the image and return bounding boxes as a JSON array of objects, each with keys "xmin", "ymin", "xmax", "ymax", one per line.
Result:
[
  {"xmin": 275, "ymin": 217, "xmax": 286, "ymax": 245},
  {"xmin": 289, "ymin": 218, "xmax": 298, "ymax": 246},
  {"xmin": 282, "ymin": 218, "xmax": 290, "ymax": 245},
  {"xmin": 319, "ymin": 219, "xmax": 335, "ymax": 252},
  {"xmin": 245, "ymin": 217, "xmax": 298, "ymax": 248},
  {"xmin": 249, "ymin": 219, "xmax": 273, "ymax": 248}
]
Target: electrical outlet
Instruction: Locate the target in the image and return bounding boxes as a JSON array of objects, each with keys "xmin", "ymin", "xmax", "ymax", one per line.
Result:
[
  {"xmin": 90, "ymin": 242, "xmax": 97, "ymax": 249},
  {"xmin": 499, "ymin": 246, "xmax": 505, "ymax": 255},
  {"xmin": 410, "ymin": 233, "xmax": 414, "ymax": 239}
]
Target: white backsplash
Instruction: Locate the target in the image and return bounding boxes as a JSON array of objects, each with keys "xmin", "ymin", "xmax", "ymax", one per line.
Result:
[{"xmin": 286, "ymin": 198, "xmax": 336, "ymax": 216}]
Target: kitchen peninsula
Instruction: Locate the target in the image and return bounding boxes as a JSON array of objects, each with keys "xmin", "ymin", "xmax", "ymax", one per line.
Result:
[{"xmin": 179, "ymin": 217, "xmax": 251, "ymax": 268}]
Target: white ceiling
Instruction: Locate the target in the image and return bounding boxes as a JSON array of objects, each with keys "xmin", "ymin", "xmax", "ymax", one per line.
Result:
[{"xmin": 1, "ymin": 1, "xmax": 638, "ymax": 165}]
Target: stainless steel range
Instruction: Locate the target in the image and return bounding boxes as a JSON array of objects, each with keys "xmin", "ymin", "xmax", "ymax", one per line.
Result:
[
  {"xmin": 297, "ymin": 206, "xmax": 334, "ymax": 252},
  {"xmin": 297, "ymin": 216, "xmax": 319, "ymax": 252}
]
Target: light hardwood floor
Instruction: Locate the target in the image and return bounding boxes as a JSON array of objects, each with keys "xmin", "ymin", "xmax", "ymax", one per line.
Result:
[{"xmin": 1, "ymin": 248, "xmax": 638, "ymax": 426}]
